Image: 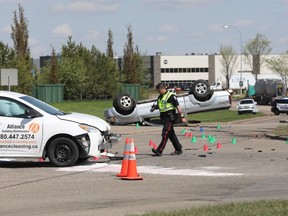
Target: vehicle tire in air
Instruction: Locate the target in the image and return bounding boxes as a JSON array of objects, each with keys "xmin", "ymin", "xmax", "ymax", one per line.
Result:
[
  {"xmin": 113, "ymin": 94, "xmax": 136, "ymax": 115},
  {"xmin": 47, "ymin": 137, "xmax": 79, "ymax": 167}
]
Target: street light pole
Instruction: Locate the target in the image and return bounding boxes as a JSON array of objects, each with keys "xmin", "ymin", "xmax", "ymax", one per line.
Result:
[{"xmin": 223, "ymin": 25, "xmax": 243, "ymax": 97}]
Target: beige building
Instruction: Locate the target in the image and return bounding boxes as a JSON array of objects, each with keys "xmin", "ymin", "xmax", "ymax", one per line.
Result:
[{"xmin": 148, "ymin": 54, "xmax": 282, "ymax": 89}]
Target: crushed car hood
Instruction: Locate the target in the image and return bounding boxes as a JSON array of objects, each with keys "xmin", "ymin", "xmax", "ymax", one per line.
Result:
[{"xmin": 57, "ymin": 113, "xmax": 111, "ymax": 131}]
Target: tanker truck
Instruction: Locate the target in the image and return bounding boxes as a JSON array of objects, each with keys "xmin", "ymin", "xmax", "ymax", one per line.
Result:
[{"xmin": 250, "ymin": 79, "xmax": 286, "ymax": 105}]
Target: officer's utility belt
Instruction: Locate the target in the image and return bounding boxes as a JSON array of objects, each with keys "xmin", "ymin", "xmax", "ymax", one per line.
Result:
[{"xmin": 162, "ymin": 110, "xmax": 177, "ymax": 122}]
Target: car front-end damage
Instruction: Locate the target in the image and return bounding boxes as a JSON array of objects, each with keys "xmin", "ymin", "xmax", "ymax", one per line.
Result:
[{"xmin": 75, "ymin": 127, "xmax": 121, "ymax": 159}]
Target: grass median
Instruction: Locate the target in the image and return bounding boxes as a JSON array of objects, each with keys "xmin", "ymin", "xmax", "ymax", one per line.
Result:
[
  {"xmin": 51, "ymin": 100, "xmax": 265, "ymax": 123},
  {"xmin": 131, "ymin": 200, "xmax": 288, "ymax": 216}
]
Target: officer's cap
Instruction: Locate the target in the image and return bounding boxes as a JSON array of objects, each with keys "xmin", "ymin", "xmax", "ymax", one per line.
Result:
[{"xmin": 156, "ymin": 83, "xmax": 167, "ymax": 89}]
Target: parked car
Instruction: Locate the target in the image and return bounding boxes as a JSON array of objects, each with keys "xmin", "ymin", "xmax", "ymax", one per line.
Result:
[
  {"xmin": 271, "ymin": 98, "xmax": 288, "ymax": 115},
  {"xmin": 0, "ymin": 91, "xmax": 118, "ymax": 166},
  {"xmin": 237, "ymin": 99, "xmax": 258, "ymax": 115},
  {"xmin": 104, "ymin": 80, "xmax": 232, "ymax": 125}
]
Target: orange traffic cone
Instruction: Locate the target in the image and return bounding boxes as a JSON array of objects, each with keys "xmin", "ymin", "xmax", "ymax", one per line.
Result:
[
  {"xmin": 149, "ymin": 140, "xmax": 154, "ymax": 147},
  {"xmin": 203, "ymin": 144, "xmax": 209, "ymax": 152},
  {"xmin": 121, "ymin": 138, "xmax": 143, "ymax": 180},
  {"xmin": 217, "ymin": 142, "xmax": 222, "ymax": 149},
  {"xmin": 153, "ymin": 143, "xmax": 157, "ymax": 149},
  {"xmin": 116, "ymin": 138, "xmax": 131, "ymax": 177}
]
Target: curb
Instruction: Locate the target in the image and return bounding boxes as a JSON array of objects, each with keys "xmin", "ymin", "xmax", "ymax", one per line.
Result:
[{"xmin": 265, "ymin": 133, "xmax": 288, "ymax": 141}]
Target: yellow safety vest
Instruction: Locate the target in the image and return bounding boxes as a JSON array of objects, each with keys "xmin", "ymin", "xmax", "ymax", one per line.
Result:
[{"xmin": 158, "ymin": 91, "xmax": 175, "ymax": 113}]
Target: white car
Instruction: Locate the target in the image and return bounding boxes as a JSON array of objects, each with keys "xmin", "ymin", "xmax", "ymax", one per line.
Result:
[
  {"xmin": 105, "ymin": 80, "xmax": 232, "ymax": 125},
  {"xmin": 237, "ymin": 99, "xmax": 258, "ymax": 115},
  {"xmin": 0, "ymin": 91, "xmax": 118, "ymax": 167}
]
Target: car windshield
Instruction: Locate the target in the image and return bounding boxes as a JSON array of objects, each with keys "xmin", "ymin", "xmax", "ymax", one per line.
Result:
[
  {"xmin": 20, "ymin": 96, "xmax": 65, "ymax": 115},
  {"xmin": 240, "ymin": 100, "xmax": 254, "ymax": 104}
]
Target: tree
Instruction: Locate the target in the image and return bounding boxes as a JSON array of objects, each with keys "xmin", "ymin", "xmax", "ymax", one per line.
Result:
[
  {"xmin": 123, "ymin": 25, "xmax": 144, "ymax": 84},
  {"xmin": 219, "ymin": 45, "xmax": 238, "ymax": 89},
  {"xmin": 50, "ymin": 47, "xmax": 59, "ymax": 84},
  {"xmin": 265, "ymin": 54, "xmax": 288, "ymax": 86},
  {"xmin": 37, "ymin": 47, "xmax": 59, "ymax": 85},
  {"xmin": 60, "ymin": 37, "xmax": 90, "ymax": 100},
  {"xmin": 0, "ymin": 41, "xmax": 15, "ymax": 68},
  {"xmin": 10, "ymin": 4, "xmax": 33, "ymax": 94},
  {"xmin": 107, "ymin": 28, "xmax": 114, "ymax": 58},
  {"xmin": 243, "ymin": 33, "xmax": 272, "ymax": 81}
]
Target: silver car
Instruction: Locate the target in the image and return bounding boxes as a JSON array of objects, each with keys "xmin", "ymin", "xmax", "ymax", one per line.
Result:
[{"xmin": 104, "ymin": 80, "xmax": 232, "ymax": 125}]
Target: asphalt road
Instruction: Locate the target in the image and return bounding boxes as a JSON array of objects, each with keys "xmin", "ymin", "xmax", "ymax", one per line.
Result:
[{"xmin": 0, "ymin": 112, "xmax": 288, "ymax": 216}]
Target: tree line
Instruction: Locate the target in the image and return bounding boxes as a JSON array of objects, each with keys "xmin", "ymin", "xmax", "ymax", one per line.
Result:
[{"xmin": 0, "ymin": 5, "xmax": 148, "ymax": 100}]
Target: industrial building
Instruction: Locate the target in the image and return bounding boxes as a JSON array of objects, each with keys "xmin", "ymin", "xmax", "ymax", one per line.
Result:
[{"xmin": 136, "ymin": 53, "xmax": 282, "ymax": 90}]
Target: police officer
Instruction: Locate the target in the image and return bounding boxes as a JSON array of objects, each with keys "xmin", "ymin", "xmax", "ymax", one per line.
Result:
[{"xmin": 150, "ymin": 83, "xmax": 187, "ymax": 156}]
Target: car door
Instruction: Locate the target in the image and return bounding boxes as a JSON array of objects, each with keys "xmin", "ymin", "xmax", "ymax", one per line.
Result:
[{"xmin": 0, "ymin": 97, "xmax": 43, "ymax": 156}]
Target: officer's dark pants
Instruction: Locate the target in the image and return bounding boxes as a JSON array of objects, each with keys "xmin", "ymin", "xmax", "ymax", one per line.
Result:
[{"xmin": 157, "ymin": 117, "xmax": 182, "ymax": 153}]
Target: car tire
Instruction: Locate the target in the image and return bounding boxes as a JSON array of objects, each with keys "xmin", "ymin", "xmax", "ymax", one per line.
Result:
[
  {"xmin": 253, "ymin": 112, "xmax": 256, "ymax": 115},
  {"xmin": 48, "ymin": 137, "xmax": 79, "ymax": 167},
  {"xmin": 238, "ymin": 111, "xmax": 242, "ymax": 115},
  {"xmin": 274, "ymin": 109, "xmax": 280, "ymax": 115},
  {"xmin": 190, "ymin": 80, "xmax": 212, "ymax": 101},
  {"xmin": 113, "ymin": 94, "xmax": 136, "ymax": 115}
]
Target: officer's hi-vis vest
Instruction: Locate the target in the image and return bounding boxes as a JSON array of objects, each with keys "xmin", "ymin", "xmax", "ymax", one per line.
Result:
[{"xmin": 158, "ymin": 91, "xmax": 175, "ymax": 113}]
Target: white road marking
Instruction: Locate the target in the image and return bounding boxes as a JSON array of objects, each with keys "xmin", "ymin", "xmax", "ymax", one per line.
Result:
[{"xmin": 57, "ymin": 163, "xmax": 242, "ymax": 177}]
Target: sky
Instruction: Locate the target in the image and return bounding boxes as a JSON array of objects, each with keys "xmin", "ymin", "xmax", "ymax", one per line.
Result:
[{"xmin": 0, "ymin": 0, "xmax": 288, "ymax": 58}]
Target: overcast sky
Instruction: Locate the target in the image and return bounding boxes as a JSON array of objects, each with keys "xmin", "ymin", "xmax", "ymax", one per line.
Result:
[{"xmin": 0, "ymin": 0, "xmax": 287, "ymax": 58}]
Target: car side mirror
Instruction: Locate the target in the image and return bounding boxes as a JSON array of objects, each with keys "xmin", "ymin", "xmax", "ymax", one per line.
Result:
[{"xmin": 25, "ymin": 109, "xmax": 41, "ymax": 118}]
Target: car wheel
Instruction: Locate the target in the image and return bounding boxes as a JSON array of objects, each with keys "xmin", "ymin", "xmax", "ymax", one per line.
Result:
[
  {"xmin": 238, "ymin": 111, "xmax": 242, "ymax": 115},
  {"xmin": 274, "ymin": 109, "xmax": 280, "ymax": 115},
  {"xmin": 113, "ymin": 94, "xmax": 136, "ymax": 115},
  {"xmin": 48, "ymin": 137, "xmax": 79, "ymax": 167},
  {"xmin": 253, "ymin": 112, "xmax": 256, "ymax": 115},
  {"xmin": 190, "ymin": 80, "xmax": 212, "ymax": 101}
]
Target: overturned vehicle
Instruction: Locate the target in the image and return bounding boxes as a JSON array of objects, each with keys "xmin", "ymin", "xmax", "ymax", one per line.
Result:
[{"xmin": 104, "ymin": 80, "xmax": 232, "ymax": 125}]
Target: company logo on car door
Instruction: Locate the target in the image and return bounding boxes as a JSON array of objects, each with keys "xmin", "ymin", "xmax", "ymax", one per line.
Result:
[{"xmin": 29, "ymin": 123, "xmax": 40, "ymax": 133}]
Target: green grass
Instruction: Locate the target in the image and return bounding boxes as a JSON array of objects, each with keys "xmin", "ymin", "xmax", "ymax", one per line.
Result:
[
  {"xmin": 273, "ymin": 125, "xmax": 288, "ymax": 136},
  {"xmin": 50, "ymin": 100, "xmax": 265, "ymax": 123},
  {"xmin": 131, "ymin": 200, "xmax": 288, "ymax": 216}
]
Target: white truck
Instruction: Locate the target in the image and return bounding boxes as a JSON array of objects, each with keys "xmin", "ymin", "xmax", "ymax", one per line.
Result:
[
  {"xmin": 0, "ymin": 91, "xmax": 118, "ymax": 167},
  {"xmin": 105, "ymin": 80, "xmax": 232, "ymax": 125}
]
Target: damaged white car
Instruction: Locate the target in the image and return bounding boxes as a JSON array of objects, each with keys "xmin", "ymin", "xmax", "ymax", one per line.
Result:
[
  {"xmin": 0, "ymin": 91, "xmax": 119, "ymax": 167},
  {"xmin": 104, "ymin": 80, "xmax": 232, "ymax": 125}
]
